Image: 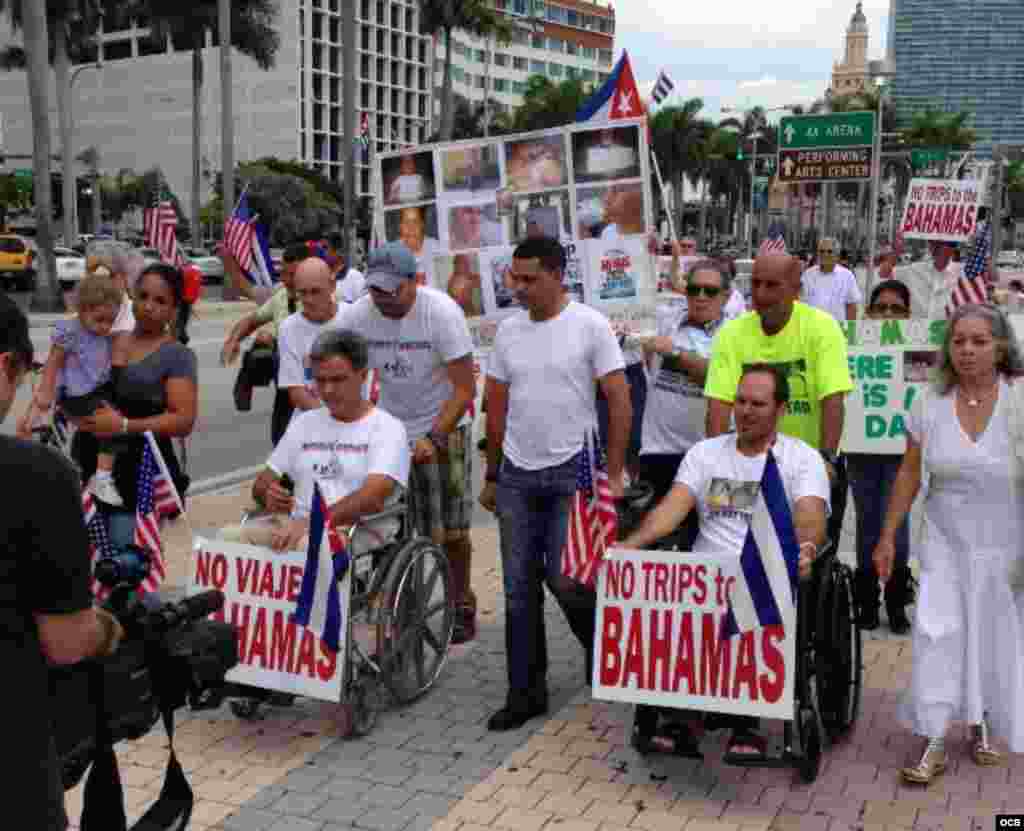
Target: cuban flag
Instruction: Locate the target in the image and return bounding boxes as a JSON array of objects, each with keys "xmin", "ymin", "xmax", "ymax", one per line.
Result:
[
  {"xmin": 247, "ymin": 222, "xmax": 278, "ymax": 288},
  {"xmin": 576, "ymin": 51, "xmax": 646, "ymax": 124},
  {"xmin": 720, "ymin": 451, "xmax": 800, "ymax": 638},
  {"xmin": 292, "ymin": 483, "xmax": 351, "ymax": 652}
]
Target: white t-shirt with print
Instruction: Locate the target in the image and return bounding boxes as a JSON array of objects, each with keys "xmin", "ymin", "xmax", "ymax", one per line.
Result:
[
  {"xmin": 277, "ymin": 307, "xmax": 350, "ymax": 399},
  {"xmin": 488, "ymin": 301, "xmax": 625, "ymax": 470},
  {"xmin": 895, "ymin": 261, "xmax": 960, "ymax": 318},
  {"xmin": 675, "ymin": 433, "xmax": 830, "ymax": 560},
  {"xmin": 800, "ymin": 264, "xmax": 863, "ymax": 322},
  {"xmin": 640, "ymin": 313, "xmax": 722, "ymax": 456},
  {"xmin": 267, "ymin": 406, "xmax": 410, "ymax": 520},
  {"xmin": 335, "ymin": 268, "xmax": 367, "ymax": 304},
  {"xmin": 334, "ymin": 286, "xmax": 474, "ymax": 441}
]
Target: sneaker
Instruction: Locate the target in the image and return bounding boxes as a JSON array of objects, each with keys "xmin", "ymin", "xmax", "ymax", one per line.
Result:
[
  {"xmin": 487, "ymin": 693, "xmax": 548, "ymax": 731},
  {"xmin": 89, "ymin": 474, "xmax": 124, "ymax": 507}
]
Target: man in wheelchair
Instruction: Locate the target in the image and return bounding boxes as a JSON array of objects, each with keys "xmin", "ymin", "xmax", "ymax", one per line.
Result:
[
  {"xmin": 619, "ymin": 364, "xmax": 829, "ymax": 763},
  {"xmin": 221, "ymin": 329, "xmax": 411, "ymax": 553}
]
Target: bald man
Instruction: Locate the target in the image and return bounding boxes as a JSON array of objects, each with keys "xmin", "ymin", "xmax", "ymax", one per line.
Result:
[
  {"xmin": 699, "ymin": 252, "xmax": 852, "ymax": 759},
  {"xmin": 277, "ymin": 257, "xmax": 348, "ymax": 414}
]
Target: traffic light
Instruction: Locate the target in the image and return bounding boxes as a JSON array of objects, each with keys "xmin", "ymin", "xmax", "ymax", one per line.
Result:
[{"xmin": 736, "ymin": 147, "xmax": 744, "ymax": 161}]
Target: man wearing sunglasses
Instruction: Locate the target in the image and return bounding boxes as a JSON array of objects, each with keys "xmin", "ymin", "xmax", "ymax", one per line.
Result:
[
  {"xmin": 800, "ymin": 237, "xmax": 862, "ymax": 322},
  {"xmin": 332, "ymin": 242, "xmax": 479, "ymax": 643}
]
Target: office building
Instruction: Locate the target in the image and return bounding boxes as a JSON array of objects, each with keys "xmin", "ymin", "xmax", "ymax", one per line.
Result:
[{"xmin": 890, "ymin": 0, "xmax": 1024, "ymax": 155}]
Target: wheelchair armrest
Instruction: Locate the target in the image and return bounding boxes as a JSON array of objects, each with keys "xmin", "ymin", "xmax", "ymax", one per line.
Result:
[
  {"xmin": 348, "ymin": 501, "xmax": 408, "ymax": 539},
  {"xmin": 240, "ymin": 507, "xmax": 276, "ymax": 528}
]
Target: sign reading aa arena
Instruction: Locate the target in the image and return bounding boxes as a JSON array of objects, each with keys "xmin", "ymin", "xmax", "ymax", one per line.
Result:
[
  {"xmin": 374, "ymin": 120, "xmax": 658, "ymax": 354},
  {"xmin": 841, "ymin": 318, "xmax": 947, "ymax": 454},
  {"xmin": 593, "ymin": 547, "xmax": 796, "ymax": 720}
]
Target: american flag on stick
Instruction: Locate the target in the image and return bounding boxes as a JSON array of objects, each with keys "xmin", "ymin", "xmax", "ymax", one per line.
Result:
[
  {"xmin": 143, "ymin": 194, "xmax": 188, "ymax": 268},
  {"xmin": 223, "ymin": 190, "xmax": 257, "ymax": 273},
  {"xmin": 561, "ymin": 430, "xmax": 618, "ymax": 587},
  {"xmin": 758, "ymin": 221, "xmax": 788, "ymax": 256},
  {"xmin": 84, "ymin": 489, "xmax": 116, "ymax": 600},
  {"xmin": 950, "ymin": 221, "xmax": 992, "ymax": 309},
  {"xmin": 651, "ymin": 70, "xmax": 675, "ymax": 105}
]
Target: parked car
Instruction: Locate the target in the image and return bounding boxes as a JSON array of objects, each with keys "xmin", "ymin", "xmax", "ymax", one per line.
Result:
[
  {"xmin": 184, "ymin": 247, "xmax": 225, "ymax": 283},
  {"xmin": 997, "ymin": 250, "xmax": 1022, "ymax": 270},
  {"xmin": 54, "ymin": 247, "xmax": 88, "ymax": 291},
  {"xmin": 0, "ymin": 234, "xmax": 36, "ymax": 291}
]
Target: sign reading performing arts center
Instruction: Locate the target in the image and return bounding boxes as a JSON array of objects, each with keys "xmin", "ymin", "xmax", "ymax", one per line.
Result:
[{"xmin": 776, "ymin": 111, "xmax": 875, "ymax": 184}]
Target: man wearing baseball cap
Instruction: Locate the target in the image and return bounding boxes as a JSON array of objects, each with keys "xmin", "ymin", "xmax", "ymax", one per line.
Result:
[{"xmin": 335, "ymin": 241, "xmax": 478, "ymax": 642}]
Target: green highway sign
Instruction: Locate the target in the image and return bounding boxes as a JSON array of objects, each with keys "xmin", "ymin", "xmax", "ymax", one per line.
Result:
[
  {"xmin": 14, "ymin": 168, "xmax": 32, "ymax": 179},
  {"xmin": 778, "ymin": 111, "xmax": 875, "ymax": 150},
  {"xmin": 910, "ymin": 148, "xmax": 948, "ymax": 169}
]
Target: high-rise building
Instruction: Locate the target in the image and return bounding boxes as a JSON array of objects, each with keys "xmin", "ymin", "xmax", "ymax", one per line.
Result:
[
  {"xmin": 0, "ymin": 0, "xmax": 434, "ymax": 223},
  {"xmin": 891, "ymin": 0, "xmax": 1024, "ymax": 155},
  {"xmin": 434, "ymin": 0, "xmax": 616, "ymax": 130}
]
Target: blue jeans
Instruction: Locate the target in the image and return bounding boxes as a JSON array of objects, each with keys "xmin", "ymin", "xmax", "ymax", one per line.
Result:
[
  {"xmin": 496, "ymin": 455, "xmax": 595, "ymax": 699},
  {"xmin": 846, "ymin": 454, "xmax": 909, "ymax": 576}
]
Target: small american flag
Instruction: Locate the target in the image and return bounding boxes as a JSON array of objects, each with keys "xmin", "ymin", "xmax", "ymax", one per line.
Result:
[
  {"xmin": 651, "ymin": 70, "xmax": 675, "ymax": 105},
  {"xmin": 758, "ymin": 221, "xmax": 788, "ymax": 256},
  {"xmin": 223, "ymin": 191, "xmax": 257, "ymax": 273},
  {"xmin": 143, "ymin": 197, "xmax": 187, "ymax": 268},
  {"xmin": 84, "ymin": 490, "xmax": 116, "ymax": 600},
  {"xmin": 950, "ymin": 221, "xmax": 992, "ymax": 309},
  {"xmin": 561, "ymin": 430, "xmax": 618, "ymax": 587},
  {"xmin": 133, "ymin": 436, "xmax": 179, "ymax": 594}
]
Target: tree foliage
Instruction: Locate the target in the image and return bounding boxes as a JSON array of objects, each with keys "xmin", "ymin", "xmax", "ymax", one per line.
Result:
[{"xmin": 510, "ymin": 75, "xmax": 590, "ymax": 132}]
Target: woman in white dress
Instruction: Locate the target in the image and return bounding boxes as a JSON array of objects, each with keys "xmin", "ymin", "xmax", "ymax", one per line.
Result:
[{"xmin": 873, "ymin": 303, "xmax": 1024, "ymax": 785}]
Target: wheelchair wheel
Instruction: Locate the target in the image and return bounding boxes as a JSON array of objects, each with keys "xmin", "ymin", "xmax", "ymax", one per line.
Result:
[
  {"xmin": 797, "ymin": 707, "xmax": 823, "ymax": 783},
  {"xmin": 816, "ymin": 563, "xmax": 862, "ymax": 738},
  {"xmin": 379, "ymin": 538, "xmax": 454, "ymax": 704},
  {"xmin": 347, "ymin": 674, "xmax": 380, "ymax": 737},
  {"xmin": 630, "ymin": 704, "xmax": 658, "ymax": 754},
  {"xmin": 230, "ymin": 698, "xmax": 264, "ymax": 720}
]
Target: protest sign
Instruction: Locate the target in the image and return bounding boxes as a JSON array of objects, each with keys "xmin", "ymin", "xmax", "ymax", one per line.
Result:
[
  {"xmin": 593, "ymin": 547, "xmax": 795, "ymax": 720},
  {"xmin": 840, "ymin": 318, "xmax": 946, "ymax": 454},
  {"xmin": 899, "ymin": 178, "xmax": 981, "ymax": 243},
  {"xmin": 190, "ymin": 537, "xmax": 347, "ymax": 702}
]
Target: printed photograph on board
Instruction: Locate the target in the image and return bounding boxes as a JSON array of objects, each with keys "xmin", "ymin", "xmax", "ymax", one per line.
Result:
[
  {"xmin": 577, "ymin": 182, "xmax": 647, "ymax": 241},
  {"xmin": 448, "ymin": 203, "xmax": 505, "ymax": 251},
  {"xmin": 586, "ymin": 237, "xmax": 644, "ymax": 303},
  {"xmin": 385, "ymin": 203, "xmax": 440, "ymax": 285},
  {"xmin": 503, "ymin": 134, "xmax": 568, "ymax": 192},
  {"xmin": 508, "ymin": 192, "xmax": 572, "ymax": 244},
  {"xmin": 440, "ymin": 144, "xmax": 502, "ymax": 198},
  {"xmin": 571, "ymin": 124, "xmax": 642, "ymax": 183},
  {"xmin": 903, "ymin": 350, "xmax": 938, "ymax": 383},
  {"xmin": 434, "ymin": 252, "xmax": 484, "ymax": 318},
  {"xmin": 382, "ymin": 151, "xmax": 436, "ymax": 205},
  {"xmin": 479, "ymin": 248, "xmax": 522, "ymax": 315}
]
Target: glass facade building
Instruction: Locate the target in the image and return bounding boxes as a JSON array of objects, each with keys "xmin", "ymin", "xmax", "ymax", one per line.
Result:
[{"xmin": 891, "ymin": 0, "xmax": 1024, "ymax": 156}]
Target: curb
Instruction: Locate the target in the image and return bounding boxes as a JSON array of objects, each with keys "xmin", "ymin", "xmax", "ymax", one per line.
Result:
[
  {"xmin": 28, "ymin": 299, "xmax": 257, "ymax": 330},
  {"xmin": 185, "ymin": 465, "xmax": 263, "ymax": 498}
]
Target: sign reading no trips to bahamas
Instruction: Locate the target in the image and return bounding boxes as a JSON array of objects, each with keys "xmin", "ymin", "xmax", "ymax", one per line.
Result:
[
  {"xmin": 592, "ymin": 547, "xmax": 795, "ymax": 719},
  {"xmin": 899, "ymin": 178, "xmax": 981, "ymax": 243}
]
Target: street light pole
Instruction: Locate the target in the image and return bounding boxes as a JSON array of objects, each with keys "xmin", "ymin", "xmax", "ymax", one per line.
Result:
[
  {"xmin": 864, "ymin": 84, "xmax": 885, "ymax": 297},
  {"xmin": 747, "ymin": 133, "xmax": 758, "ymax": 259}
]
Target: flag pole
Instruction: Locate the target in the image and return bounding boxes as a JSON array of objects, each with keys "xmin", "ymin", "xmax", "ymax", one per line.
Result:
[{"xmin": 649, "ymin": 148, "xmax": 678, "ymax": 245}]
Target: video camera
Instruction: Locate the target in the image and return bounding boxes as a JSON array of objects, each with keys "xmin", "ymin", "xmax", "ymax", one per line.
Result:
[{"xmin": 50, "ymin": 544, "xmax": 239, "ymax": 799}]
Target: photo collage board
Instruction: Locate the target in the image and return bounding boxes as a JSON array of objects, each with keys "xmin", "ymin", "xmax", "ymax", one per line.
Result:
[{"xmin": 375, "ymin": 118, "xmax": 656, "ymax": 347}]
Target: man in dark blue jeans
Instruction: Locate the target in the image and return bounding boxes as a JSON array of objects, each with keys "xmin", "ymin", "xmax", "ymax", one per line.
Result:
[{"xmin": 479, "ymin": 237, "xmax": 632, "ymax": 731}]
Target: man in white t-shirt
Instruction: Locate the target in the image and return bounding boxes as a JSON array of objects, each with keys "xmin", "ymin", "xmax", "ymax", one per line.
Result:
[
  {"xmin": 325, "ymin": 234, "xmax": 368, "ymax": 304},
  {"xmin": 800, "ymin": 237, "xmax": 862, "ymax": 322},
  {"xmin": 277, "ymin": 258, "xmax": 348, "ymax": 415},
  {"xmin": 232, "ymin": 329, "xmax": 410, "ymax": 552},
  {"xmin": 334, "ymin": 241, "xmax": 479, "ymax": 643},
  {"xmin": 894, "ymin": 240, "xmax": 960, "ymax": 318},
  {"xmin": 479, "ymin": 236, "xmax": 632, "ymax": 731},
  {"xmin": 621, "ymin": 363, "xmax": 829, "ymax": 760}
]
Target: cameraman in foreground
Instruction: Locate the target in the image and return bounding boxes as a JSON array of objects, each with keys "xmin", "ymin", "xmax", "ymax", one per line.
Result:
[{"xmin": 0, "ymin": 297, "xmax": 123, "ymax": 829}]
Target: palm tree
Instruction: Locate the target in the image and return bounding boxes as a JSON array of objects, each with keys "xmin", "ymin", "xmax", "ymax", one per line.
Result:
[
  {"xmin": 510, "ymin": 75, "xmax": 590, "ymax": 132},
  {"xmin": 649, "ymin": 98, "xmax": 706, "ymax": 238},
  {"xmin": 138, "ymin": 0, "xmax": 279, "ymax": 245},
  {"xmin": 717, "ymin": 107, "xmax": 774, "ymax": 245},
  {"xmin": 902, "ymin": 108, "xmax": 976, "ymax": 151},
  {"xmin": 420, "ymin": 0, "xmax": 512, "ymax": 141}
]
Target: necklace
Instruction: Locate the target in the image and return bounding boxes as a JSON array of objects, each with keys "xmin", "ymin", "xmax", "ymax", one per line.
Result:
[{"xmin": 960, "ymin": 382, "xmax": 998, "ymax": 408}]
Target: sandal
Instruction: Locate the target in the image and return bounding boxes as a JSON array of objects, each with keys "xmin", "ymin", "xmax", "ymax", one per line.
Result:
[
  {"xmin": 901, "ymin": 738, "xmax": 947, "ymax": 785},
  {"xmin": 723, "ymin": 730, "xmax": 768, "ymax": 765},
  {"xmin": 648, "ymin": 720, "xmax": 704, "ymax": 759},
  {"xmin": 970, "ymin": 719, "xmax": 1003, "ymax": 767}
]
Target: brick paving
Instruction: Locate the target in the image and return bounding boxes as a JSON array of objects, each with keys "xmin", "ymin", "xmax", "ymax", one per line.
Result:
[{"xmin": 64, "ymin": 482, "xmax": 1024, "ymax": 830}]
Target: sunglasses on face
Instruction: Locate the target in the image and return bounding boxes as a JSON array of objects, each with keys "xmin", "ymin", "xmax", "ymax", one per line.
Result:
[
  {"xmin": 818, "ymin": 248, "xmax": 835, "ymax": 255},
  {"xmin": 869, "ymin": 303, "xmax": 909, "ymax": 315},
  {"xmin": 686, "ymin": 284, "xmax": 722, "ymax": 298}
]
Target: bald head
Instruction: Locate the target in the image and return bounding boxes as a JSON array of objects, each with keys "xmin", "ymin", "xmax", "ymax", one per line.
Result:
[
  {"xmin": 294, "ymin": 257, "xmax": 337, "ymax": 322},
  {"xmin": 754, "ymin": 254, "xmax": 802, "ymax": 288},
  {"xmin": 751, "ymin": 254, "xmax": 802, "ymax": 332}
]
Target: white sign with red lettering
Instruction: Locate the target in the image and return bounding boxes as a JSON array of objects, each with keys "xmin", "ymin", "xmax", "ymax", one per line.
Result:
[
  {"xmin": 189, "ymin": 537, "xmax": 347, "ymax": 702},
  {"xmin": 593, "ymin": 547, "xmax": 796, "ymax": 720},
  {"xmin": 899, "ymin": 178, "xmax": 981, "ymax": 243}
]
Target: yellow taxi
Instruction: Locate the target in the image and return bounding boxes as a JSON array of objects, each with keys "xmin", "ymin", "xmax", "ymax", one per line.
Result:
[{"xmin": 0, "ymin": 235, "xmax": 36, "ymax": 291}]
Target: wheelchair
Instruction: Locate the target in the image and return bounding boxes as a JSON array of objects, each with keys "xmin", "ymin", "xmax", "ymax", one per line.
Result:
[
  {"xmin": 617, "ymin": 481, "xmax": 862, "ymax": 783},
  {"xmin": 227, "ymin": 484, "xmax": 456, "ymax": 736}
]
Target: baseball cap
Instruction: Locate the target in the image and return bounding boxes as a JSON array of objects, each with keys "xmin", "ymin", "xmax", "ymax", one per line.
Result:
[{"xmin": 366, "ymin": 242, "xmax": 417, "ymax": 293}]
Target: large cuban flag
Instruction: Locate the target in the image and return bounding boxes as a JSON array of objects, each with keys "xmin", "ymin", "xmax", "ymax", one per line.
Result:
[{"xmin": 576, "ymin": 51, "xmax": 647, "ymax": 124}]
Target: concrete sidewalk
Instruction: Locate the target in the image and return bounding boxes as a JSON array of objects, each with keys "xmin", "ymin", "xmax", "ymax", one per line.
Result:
[
  {"xmin": 28, "ymin": 298, "xmax": 256, "ymax": 329},
  {"xmin": 65, "ymin": 484, "xmax": 1023, "ymax": 831}
]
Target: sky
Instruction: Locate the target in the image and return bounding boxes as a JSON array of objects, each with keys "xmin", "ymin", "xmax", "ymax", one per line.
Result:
[{"xmin": 615, "ymin": 0, "xmax": 892, "ymax": 123}]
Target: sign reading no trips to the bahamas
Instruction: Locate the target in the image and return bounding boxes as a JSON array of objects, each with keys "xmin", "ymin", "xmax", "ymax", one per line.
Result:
[
  {"xmin": 899, "ymin": 178, "xmax": 981, "ymax": 243},
  {"xmin": 592, "ymin": 547, "xmax": 795, "ymax": 719}
]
